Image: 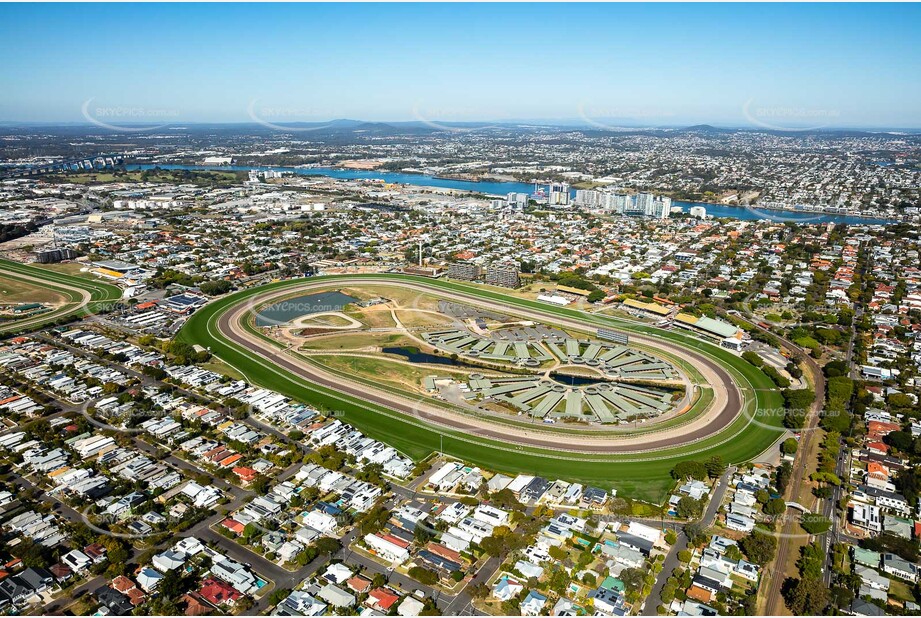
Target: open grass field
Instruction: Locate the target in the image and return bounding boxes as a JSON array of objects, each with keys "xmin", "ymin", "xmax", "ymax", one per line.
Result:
[
  {"xmin": 341, "ymin": 285, "xmax": 444, "ymax": 311},
  {"xmin": 341, "ymin": 305, "xmax": 396, "ymax": 329},
  {"xmin": 393, "ymin": 308, "xmax": 455, "ymax": 327},
  {"xmin": 297, "ymin": 313, "xmax": 355, "ymax": 327},
  {"xmin": 300, "ymin": 332, "xmax": 416, "ymax": 351},
  {"xmin": 42, "ymin": 169, "xmax": 245, "ymax": 186},
  {"xmin": 180, "ymin": 274, "xmax": 786, "ymax": 503},
  {"xmin": 0, "ymin": 275, "xmax": 69, "ymax": 304},
  {"xmin": 308, "ymin": 353, "xmax": 463, "ymax": 393},
  {"xmin": 200, "ymin": 358, "xmax": 247, "ymax": 382},
  {"xmin": 40, "ymin": 262, "xmax": 99, "ymax": 278}
]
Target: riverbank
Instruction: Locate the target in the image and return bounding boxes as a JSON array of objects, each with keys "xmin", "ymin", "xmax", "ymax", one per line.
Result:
[{"xmin": 126, "ymin": 163, "xmax": 899, "ymax": 225}]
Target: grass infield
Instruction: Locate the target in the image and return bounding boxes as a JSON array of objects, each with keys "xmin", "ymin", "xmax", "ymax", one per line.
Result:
[{"xmin": 180, "ymin": 275, "xmax": 786, "ymax": 503}]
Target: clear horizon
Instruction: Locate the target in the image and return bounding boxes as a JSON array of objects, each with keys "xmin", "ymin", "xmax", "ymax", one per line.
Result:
[{"xmin": 1, "ymin": 3, "xmax": 920, "ymax": 129}]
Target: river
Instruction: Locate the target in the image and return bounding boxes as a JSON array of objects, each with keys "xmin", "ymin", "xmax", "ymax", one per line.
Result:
[{"xmin": 127, "ymin": 164, "xmax": 896, "ymax": 225}]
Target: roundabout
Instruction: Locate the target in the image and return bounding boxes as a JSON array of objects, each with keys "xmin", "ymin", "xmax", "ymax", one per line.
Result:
[{"xmin": 180, "ymin": 275, "xmax": 786, "ymax": 502}]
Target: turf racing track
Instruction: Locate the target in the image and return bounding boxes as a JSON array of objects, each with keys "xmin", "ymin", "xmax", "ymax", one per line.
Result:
[
  {"xmin": 181, "ymin": 275, "xmax": 786, "ymax": 502},
  {"xmin": 0, "ymin": 258, "xmax": 124, "ymax": 334}
]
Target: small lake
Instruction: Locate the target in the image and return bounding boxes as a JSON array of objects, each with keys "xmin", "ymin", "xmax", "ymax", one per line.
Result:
[
  {"xmin": 383, "ymin": 346, "xmax": 476, "ymax": 367},
  {"xmin": 255, "ymin": 291, "xmax": 358, "ymax": 326},
  {"xmin": 549, "ymin": 373, "xmax": 608, "ymax": 386}
]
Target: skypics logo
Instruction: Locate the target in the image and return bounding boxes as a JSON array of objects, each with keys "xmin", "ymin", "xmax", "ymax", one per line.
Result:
[
  {"xmin": 741, "ymin": 402, "xmax": 825, "ymax": 436},
  {"xmin": 411, "ymin": 103, "xmax": 498, "ymax": 133},
  {"xmin": 240, "ymin": 295, "xmax": 356, "ymax": 329},
  {"xmin": 247, "ymin": 99, "xmax": 337, "ymax": 132},
  {"xmin": 80, "ymin": 509, "xmax": 158, "ymax": 540},
  {"xmin": 81, "ymin": 99, "xmax": 179, "ymax": 132},
  {"xmin": 742, "ymin": 98, "xmax": 841, "ymax": 132},
  {"xmin": 577, "ymin": 102, "xmax": 676, "ymax": 130}
]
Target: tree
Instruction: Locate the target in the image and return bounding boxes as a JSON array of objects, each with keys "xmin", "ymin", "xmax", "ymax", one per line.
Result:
[
  {"xmin": 684, "ymin": 522, "xmax": 708, "ymax": 547},
  {"xmin": 799, "ymin": 514, "xmax": 832, "ymax": 535},
  {"xmin": 739, "ymin": 530, "xmax": 777, "ymax": 566},
  {"xmin": 314, "ymin": 537, "xmax": 341, "ymax": 555},
  {"xmin": 887, "ymin": 393, "xmax": 914, "ymax": 409},
  {"xmin": 704, "ymin": 455, "xmax": 726, "ymax": 479},
  {"xmin": 781, "ymin": 577, "xmax": 829, "ymax": 615},
  {"xmin": 268, "ymin": 589, "xmax": 292, "ymax": 607},
  {"xmin": 199, "ymin": 279, "xmax": 233, "ymax": 295},
  {"xmin": 676, "ymin": 497, "xmax": 705, "ymax": 520},
  {"xmin": 408, "ymin": 566, "xmax": 439, "ymax": 585},
  {"xmin": 489, "ymin": 489, "xmax": 524, "ymax": 511},
  {"xmin": 763, "ymin": 498, "xmax": 787, "ymax": 517},
  {"xmin": 780, "ymin": 438, "xmax": 798, "ymax": 456},
  {"xmin": 775, "ymin": 462, "xmax": 793, "ymax": 494},
  {"xmin": 671, "ymin": 460, "xmax": 708, "ymax": 481},
  {"xmin": 619, "ymin": 568, "xmax": 646, "ymax": 601},
  {"xmin": 823, "ymin": 360, "xmax": 849, "ymax": 378},
  {"xmin": 250, "ymin": 474, "xmax": 271, "ymax": 494},
  {"xmin": 884, "ymin": 431, "xmax": 913, "ymax": 453},
  {"xmin": 797, "ymin": 542, "xmax": 825, "ymax": 579},
  {"xmin": 414, "ymin": 524, "xmax": 435, "ymax": 545}
]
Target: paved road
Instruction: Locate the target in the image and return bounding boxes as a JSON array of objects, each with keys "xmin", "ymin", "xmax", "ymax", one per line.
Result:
[
  {"xmin": 741, "ymin": 313, "xmax": 826, "ymax": 615},
  {"xmin": 10, "ymin": 474, "xmax": 151, "ymax": 614},
  {"xmin": 442, "ymin": 556, "xmax": 501, "ymax": 616},
  {"xmin": 642, "ymin": 467, "xmax": 735, "ymax": 616},
  {"xmin": 821, "ymin": 243, "xmax": 868, "ymax": 585},
  {"xmin": 7, "ymin": 330, "xmax": 478, "ymax": 615}
]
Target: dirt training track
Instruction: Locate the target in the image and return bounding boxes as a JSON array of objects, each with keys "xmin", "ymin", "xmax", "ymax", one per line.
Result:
[{"xmin": 212, "ymin": 278, "xmax": 752, "ymax": 454}]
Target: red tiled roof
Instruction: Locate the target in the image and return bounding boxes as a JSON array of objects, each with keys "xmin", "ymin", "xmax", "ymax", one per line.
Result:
[
  {"xmin": 199, "ymin": 578, "xmax": 241, "ymax": 606},
  {"xmin": 367, "ymin": 587, "xmax": 400, "ymax": 610},
  {"xmin": 346, "ymin": 575, "xmax": 372, "ymax": 593},
  {"xmin": 111, "ymin": 575, "xmax": 137, "ymax": 593},
  {"xmin": 221, "ymin": 518, "xmax": 245, "ymax": 534}
]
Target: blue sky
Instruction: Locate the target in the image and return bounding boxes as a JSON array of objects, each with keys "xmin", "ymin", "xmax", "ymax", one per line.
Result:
[{"xmin": 1, "ymin": 3, "xmax": 919, "ymax": 128}]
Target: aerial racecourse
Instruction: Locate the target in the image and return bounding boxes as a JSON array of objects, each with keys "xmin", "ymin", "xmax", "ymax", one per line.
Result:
[
  {"xmin": 0, "ymin": 258, "xmax": 124, "ymax": 334},
  {"xmin": 180, "ymin": 275, "xmax": 785, "ymax": 502}
]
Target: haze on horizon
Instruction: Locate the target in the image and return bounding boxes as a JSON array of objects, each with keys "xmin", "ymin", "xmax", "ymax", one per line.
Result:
[{"xmin": 1, "ymin": 2, "xmax": 919, "ymax": 130}]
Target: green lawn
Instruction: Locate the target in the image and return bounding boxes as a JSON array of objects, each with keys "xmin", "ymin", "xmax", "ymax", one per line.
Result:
[{"xmin": 180, "ymin": 274, "xmax": 787, "ymax": 503}]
